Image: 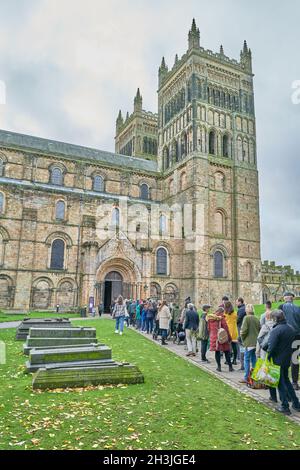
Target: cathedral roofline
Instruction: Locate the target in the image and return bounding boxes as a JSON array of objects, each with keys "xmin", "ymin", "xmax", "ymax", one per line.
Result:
[{"xmin": 0, "ymin": 128, "xmax": 158, "ymax": 174}]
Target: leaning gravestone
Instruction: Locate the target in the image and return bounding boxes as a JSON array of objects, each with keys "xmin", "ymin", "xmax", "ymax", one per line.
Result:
[
  {"xmin": 16, "ymin": 318, "xmax": 72, "ymax": 341},
  {"xmin": 23, "ymin": 327, "xmax": 98, "ymax": 355}
]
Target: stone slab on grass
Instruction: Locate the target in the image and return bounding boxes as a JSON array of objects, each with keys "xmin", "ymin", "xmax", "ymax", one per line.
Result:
[
  {"xmin": 23, "ymin": 340, "xmax": 99, "ymax": 355},
  {"xmin": 29, "ymin": 327, "xmax": 96, "ymax": 339},
  {"xmin": 32, "ymin": 362, "xmax": 144, "ymax": 390},
  {"xmin": 16, "ymin": 318, "xmax": 72, "ymax": 340}
]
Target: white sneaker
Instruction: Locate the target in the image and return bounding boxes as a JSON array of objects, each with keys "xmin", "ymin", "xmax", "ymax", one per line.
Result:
[
  {"xmin": 115, "ymin": 330, "xmax": 119, "ymax": 334},
  {"xmin": 119, "ymin": 332, "xmax": 123, "ymax": 336}
]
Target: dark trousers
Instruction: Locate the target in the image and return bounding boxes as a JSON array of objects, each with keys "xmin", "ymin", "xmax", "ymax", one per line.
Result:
[
  {"xmin": 215, "ymin": 350, "xmax": 232, "ymax": 368},
  {"xmin": 231, "ymin": 342, "xmax": 238, "ymax": 362},
  {"xmin": 146, "ymin": 318, "xmax": 154, "ymax": 334},
  {"xmin": 278, "ymin": 365, "xmax": 300, "ymax": 409},
  {"xmin": 291, "ymin": 334, "xmax": 300, "ymax": 384},
  {"xmin": 201, "ymin": 340, "xmax": 208, "ymax": 360}
]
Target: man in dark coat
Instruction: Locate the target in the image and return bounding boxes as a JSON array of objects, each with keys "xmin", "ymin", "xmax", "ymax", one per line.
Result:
[
  {"xmin": 268, "ymin": 309, "xmax": 300, "ymax": 415},
  {"xmin": 278, "ymin": 292, "xmax": 300, "ymax": 390},
  {"xmin": 184, "ymin": 303, "xmax": 199, "ymax": 357}
]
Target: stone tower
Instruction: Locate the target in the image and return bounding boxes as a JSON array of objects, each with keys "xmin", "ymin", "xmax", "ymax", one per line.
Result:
[
  {"xmin": 157, "ymin": 19, "xmax": 261, "ymax": 305},
  {"xmin": 115, "ymin": 89, "xmax": 158, "ymax": 160}
]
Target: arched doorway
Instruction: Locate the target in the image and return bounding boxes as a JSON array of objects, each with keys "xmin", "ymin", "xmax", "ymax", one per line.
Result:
[{"xmin": 104, "ymin": 271, "xmax": 123, "ymax": 312}]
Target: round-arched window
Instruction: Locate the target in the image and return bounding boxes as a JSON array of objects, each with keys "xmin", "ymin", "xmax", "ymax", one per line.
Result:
[{"xmin": 156, "ymin": 247, "xmax": 168, "ymax": 275}]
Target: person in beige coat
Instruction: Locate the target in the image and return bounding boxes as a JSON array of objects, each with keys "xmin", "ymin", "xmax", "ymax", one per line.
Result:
[{"xmin": 157, "ymin": 300, "xmax": 171, "ymax": 345}]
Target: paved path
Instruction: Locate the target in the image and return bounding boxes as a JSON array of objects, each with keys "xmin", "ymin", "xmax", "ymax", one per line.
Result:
[{"xmin": 135, "ymin": 329, "xmax": 300, "ymax": 425}]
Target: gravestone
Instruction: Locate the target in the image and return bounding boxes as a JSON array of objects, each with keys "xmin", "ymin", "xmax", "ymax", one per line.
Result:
[
  {"xmin": 23, "ymin": 327, "xmax": 98, "ymax": 354},
  {"xmin": 32, "ymin": 362, "xmax": 144, "ymax": 390},
  {"xmin": 16, "ymin": 318, "xmax": 72, "ymax": 340},
  {"xmin": 24, "ymin": 343, "xmax": 99, "ymax": 356},
  {"xmin": 26, "ymin": 345, "xmax": 112, "ymax": 373}
]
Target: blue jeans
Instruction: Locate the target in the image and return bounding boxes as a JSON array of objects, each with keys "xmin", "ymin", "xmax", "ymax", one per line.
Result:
[
  {"xmin": 244, "ymin": 348, "xmax": 257, "ymax": 381},
  {"xmin": 146, "ymin": 318, "xmax": 154, "ymax": 334},
  {"xmin": 115, "ymin": 315, "xmax": 125, "ymax": 333}
]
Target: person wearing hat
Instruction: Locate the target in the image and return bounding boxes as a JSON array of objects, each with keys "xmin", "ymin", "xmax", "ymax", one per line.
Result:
[
  {"xmin": 278, "ymin": 292, "xmax": 300, "ymax": 390},
  {"xmin": 198, "ymin": 304, "xmax": 211, "ymax": 362}
]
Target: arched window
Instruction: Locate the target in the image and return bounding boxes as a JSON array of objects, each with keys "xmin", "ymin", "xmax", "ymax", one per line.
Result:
[
  {"xmin": 140, "ymin": 183, "xmax": 150, "ymax": 200},
  {"xmin": 156, "ymin": 247, "xmax": 168, "ymax": 275},
  {"xmin": 214, "ymin": 251, "xmax": 224, "ymax": 278},
  {"xmin": 180, "ymin": 172, "xmax": 187, "ymax": 191},
  {"xmin": 223, "ymin": 134, "xmax": 229, "ymax": 157},
  {"xmin": 215, "ymin": 211, "xmax": 225, "ymax": 235},
  {"xmin": 55, "ymin": 201, "xmax": 65, "ymax": 220},
  {"xmin": 112, "ymin": 207, "xmax": 120, "ymax": 229},
  {"xmin": 245, "ymin": 262, "xmax": 254, "ymax": 281},
  {"xmin": 0, "ymin": 193, "xmax": 4, "ymax": 214},
  {"xmin": 180, "ymin": 133, "xmax": 187, "ymax": 158},
  {"xmin": 163, "ymin": 147, "xmax": 170, "ymax": 170},
  {"xmin": 50, "ymin": 239, "xmax": 65, "ymax": 270},
  {"xmin": 159, "ymin": 215, "xmax": 167, "ymax": 236},
  {"xmin": 209, "ymin": 131, "xmax": 216, "ymax": 155},
  {"xmin": 93, "ymin": 175, "xmax": 104, "ymax": 192},
  {"xmin": 214, "ymin": 172, "xmax": 225, "ymax": 191},
  {"xmin": 50, "ymin": 167, "xmax": 63, "ymax": 186}
]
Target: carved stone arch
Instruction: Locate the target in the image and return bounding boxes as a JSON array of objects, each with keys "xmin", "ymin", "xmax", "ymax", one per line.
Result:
[
  {"xmin": 210, "ymin": 244, "xmax": 229, "ymax": 258},
  {"xmin": 96, "ymin": 256, "xmax": 142, "ymax": 285},
  {"xmin": 0, "ymin": 225, "xmax": 9, "ymax": 242},
  {"xmin": 150, "ymin": 282, "xmax": 162, "ymax": 301},
  {"xmin": 48, "ymin": 161, "xmax": 67, "ymax": 174},
  {"xmin": 163, "ymin": 283, "xmax": 179, "ymax": 303},
  {"xmin": 214, "ymin": 208, "xmax": 228, "ymax": 236},
  {"xmin": 57, "ymin": 277, "xmax": 77, "ymax": 309},
  {"xmin": 0, "ymin": 274, "xmax": 14, "ymax": 308},
  {"xmin": 31, "ymin": 276, "xmax": 53, "ymax": 309},
  {"xmin": 0, "ymin": 151, "xmax": 7, "ymax": 177}
]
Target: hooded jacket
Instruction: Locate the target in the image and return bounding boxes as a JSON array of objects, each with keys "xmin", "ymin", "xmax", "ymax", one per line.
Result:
[{"xmin": 268, "ymin": 320, "xmax": 296, "ymax": 367}]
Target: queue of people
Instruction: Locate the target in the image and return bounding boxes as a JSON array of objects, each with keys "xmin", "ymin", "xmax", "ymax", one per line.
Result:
[{"xmin": 111, "ymin": 291, "xmax": 300, "ymax": 416}]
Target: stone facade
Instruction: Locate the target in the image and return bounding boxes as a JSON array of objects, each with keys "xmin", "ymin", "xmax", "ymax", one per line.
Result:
[
  {"xmin": 0, "ymin": 20, "xmax": 262, "ymax": 311},
  {"xmin": 261, "ymin": 261, "xmax": 300, "ymax": 302}
]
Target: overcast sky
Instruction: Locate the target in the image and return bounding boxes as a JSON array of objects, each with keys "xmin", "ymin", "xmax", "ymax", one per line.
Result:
[{"xmin": 0, "ymin": 0, "xmax": 299, "ymax": 269}]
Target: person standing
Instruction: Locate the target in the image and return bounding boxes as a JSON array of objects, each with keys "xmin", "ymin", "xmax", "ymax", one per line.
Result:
[
  {"xmin": 198, "ymin": 304, "xmax": 210, "ymax": 362},
  {"xmin": 129, "ymin": 300, "xmax": 137, "ymax": 327},
  {"xmin": 207, "ymin": 307, "xmax": 233, "ymax": 372},
  {"xmin": 98, "ymin": 302, "xmax": 104, "ymax": 317},
  {"xmin": 239, "ymin": 304, "xmax": 260, "ymax": 384},
  {"xmin": 224, "ymin": 301, "xmax": 239, "ymax": 365},
  {"xmin": 157, "ymin": 300, "xmax": 171, "ymax": 345},
  {"xmin": 278, "ymin": 292, "xmax": 300, "ymax": 390},
  {"xmin": 256, "ymin": 310, "xmax": 277, "ymax": 402},
  {"xmin": 236, "ymin": 297, "xmax": 246, "ymax": 370},
  {"xmin": 184, "ymin": 303, "xmax": 200, "ymax": 357},
  {"xmin": 260, "ymin": 300, "xmax": 272, "ymax": 326},
  {"xmin": 112, "ymin": 295, "xmax": 127, "ymax": 335},
  {"xmin": 135, "ymin": 301, "xmax": 141, "ymax": 330},
  {"xmin": 146, "ymin": 302, "xmax": 155, "ymax": 334},
  {"xmin": 268, "ymin": 309, "xmax": 300, "ymax": 415}
]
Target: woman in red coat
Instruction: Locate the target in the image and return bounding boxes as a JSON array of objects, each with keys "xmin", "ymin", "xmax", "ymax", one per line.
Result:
[{"xmin": 207, "ymin": 307, "xmax": 234, "ymax": 372}]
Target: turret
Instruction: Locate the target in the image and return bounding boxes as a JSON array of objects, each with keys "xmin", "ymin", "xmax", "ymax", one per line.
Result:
[
  {"xmin": 240, "ymin": 40, "xmax": 252, "ymax": 73},
  {"xmin": 116, "ymin": 110, "xmax": 124, "ymax": 131},
  {"xmin": 158, "ymin": 57, "xmax": 168, "ymax": 86},
  {"xmin": 188, "ymin": 18, "xmax": 200, "ymax": 51},
  {"xmin": 134, "ymin": 88, "xmax": 143, "ymax": 112}
]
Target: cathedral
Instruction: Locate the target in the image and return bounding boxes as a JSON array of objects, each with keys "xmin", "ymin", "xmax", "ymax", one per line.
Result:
[{"xmin": 0, "ymin": 20, "xmax": 262, "ymax": 312}]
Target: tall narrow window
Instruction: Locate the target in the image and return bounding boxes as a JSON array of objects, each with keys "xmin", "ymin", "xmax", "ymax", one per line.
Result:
[
  {"xmin": 112, "ymin": 207, "xmax": 120, "ymax": 229},
  {"xmin": 0, "ymin": 159, "xmax": 4, "ymax": 177},
  {"xmin": 93, "ymin": 175, "xmax": 104, "ymax": 192},
  {"xmin": 223, "ymin": 134, "xmax": 229, "ymax": 157},
  {"xmin": 50, "ymin": 239, "xmax": 65, "ymax": 270},
  {"xmin": 157, "ymin": 247, "xmax": 168, "ymax": 275},
  {"xmin": 50, "ymin": 167, "xmax": 63, "ymax": 186},
  {"xmin": 209, "ymin": 131, "xmax": 216, "ymax": 155},
  {"xmin": 0, "ymin": 193, "xmax": 4, "ymax": 214},
  {"xmin": 140, "ymin": 184, "xmax": 149, "ymax": 200},
  {"xmin": 55, "ymin": 201, "xmax": 65, "ymax": 220},
  {"xmin": 214, "ymin": 251, "xmax": 224, "ymax": 278},
  {"xmin": 159, "ymin": 215, "xmax": 167, "ymax": 236}
]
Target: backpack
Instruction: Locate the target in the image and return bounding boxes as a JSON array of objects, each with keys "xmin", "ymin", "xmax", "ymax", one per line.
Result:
[{"xmin": 217, "ymin": 320, "xmax": 229, "ymax": 345}]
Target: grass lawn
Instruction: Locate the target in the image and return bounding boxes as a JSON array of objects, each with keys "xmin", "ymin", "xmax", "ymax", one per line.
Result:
[
  {"xmin": 254, "ymin": 300, "xmax": 300, "ymax": 318},
  {"xmin": 0, "ymin": 319, "xmax": 299, "ymax": 450},
  {"xmin": 0, "ymin": 311, "xmax": 80, "ymax": 323}
]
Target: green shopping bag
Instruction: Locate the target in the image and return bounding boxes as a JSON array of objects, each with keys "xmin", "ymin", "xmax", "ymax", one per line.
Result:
[{"xmin": 251, "ymin": 356, "xmax": 280, "ymax": 388}]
